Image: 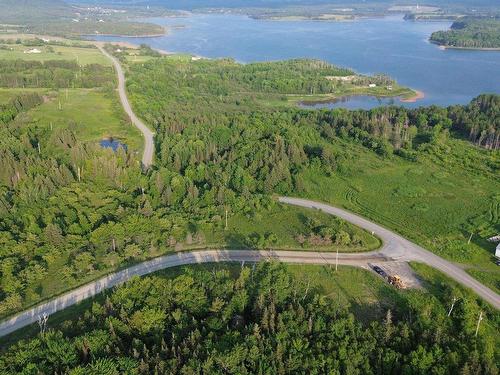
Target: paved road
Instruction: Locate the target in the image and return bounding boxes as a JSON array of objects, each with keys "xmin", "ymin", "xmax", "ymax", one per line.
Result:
[
  {"xmin": 1, "ymin": 198, "xmax": 498, "ymax": 338},
  {"xmin": 96, "ymin": 44, "xmax": 155, "ymax": 169}
]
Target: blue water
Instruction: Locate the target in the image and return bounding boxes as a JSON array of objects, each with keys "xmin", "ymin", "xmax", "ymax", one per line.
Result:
[
  {"xmin": 100, "ymin": 138, "xmax": 127, "ymax": 151},
  {"xmin": 94, "ymin": 14, "xmax": 500, "ymax": 109}
]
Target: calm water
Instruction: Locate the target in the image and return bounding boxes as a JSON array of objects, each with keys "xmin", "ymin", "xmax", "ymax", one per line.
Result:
[
  {"xmin": 100, "ymin": 138, "xmax": 127, "ymax": 151},
  {"xmin": 94, "ymin": 14, "xmax": 500, "ymax": 109}
]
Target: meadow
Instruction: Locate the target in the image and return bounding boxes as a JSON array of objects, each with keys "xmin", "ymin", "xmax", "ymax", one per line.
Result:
[
  {"xmin": 0, "ymin": 44, "xmax": 111, "ymax": 66},
  {"xmin": 27, "ymin": 88, "xmax": 143, "ymax": 153},
  {"xmin": 299, "ymin": 137, "xmax": 499, "ymax": 291}
]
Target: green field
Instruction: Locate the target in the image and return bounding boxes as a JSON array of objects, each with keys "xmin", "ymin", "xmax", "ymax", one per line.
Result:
[
  {"xmin": 205, "ymin": 203, "xmax": 381, "ymax": 252},
  {"xmin": 27, "ymin": 88, "xmax": 143, "ymax": 153},
  {"xmin": 298, "ymin": 137, "xmax": 500, "ymax": 291},
  {"xmin": 31, "ymin": 202, "xmax": 377, "ymax": 310},
  {"xmin": 0, "ymin": 44, "xmax": 111, "ymax": 65}
]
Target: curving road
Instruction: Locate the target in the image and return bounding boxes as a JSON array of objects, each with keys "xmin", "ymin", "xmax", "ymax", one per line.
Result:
[
  {"xmin": 96, "ymin": 44, "xmax": 155, "ymax": 169},
  {"xmin": 279, "ymin": 197, "xmax": 500, "ymax": 310},
  {"xmin": 0, "ymin": 197, "xmax": 499, "ymax": 338},
  {"xmin": 2, "ymin": 47, "xmax": 498, "ymax": 339}
]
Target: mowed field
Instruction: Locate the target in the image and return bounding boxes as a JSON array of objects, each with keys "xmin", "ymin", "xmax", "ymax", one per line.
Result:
[
  {"xmin": 0, "ymin": 44, "xmax": 111, "ymax": 65},
  {"xmin": 299, "ymin": 137, "xmax": 500, "ymax": 292}
]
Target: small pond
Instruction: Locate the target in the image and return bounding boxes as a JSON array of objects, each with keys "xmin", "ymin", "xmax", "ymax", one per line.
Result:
[{"xmin": 100, "ymin": 138, "xmax": 128, "ymax": 152}]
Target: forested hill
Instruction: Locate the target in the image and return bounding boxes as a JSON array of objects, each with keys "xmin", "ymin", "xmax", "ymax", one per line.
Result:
[
  {"xmin": 0, "ymin": 0, "xmax": 164, "ymax": 37},
  {"xmin": 430, "ymin": 17, "xmax": 500, "ymax": 49},
  {"xmin": 71, "ymin": 0, "xmax": 500, "ymax": 8}
]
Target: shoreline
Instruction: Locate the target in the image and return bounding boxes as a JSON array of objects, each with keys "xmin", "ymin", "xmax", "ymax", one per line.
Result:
[
  {"xmin": 93, "ymin": 40, "xmax": 173, "ymax": 56},
  {"xmin": 400, "ymin": 90, "xmax": 425, "ymax": 103},
  {"xmin": 430, "ymin": 40, "xmax": 500, "ymax": 51},
  {"xmin": 81, "ymin": 32, "xmax": 166, "ymax": 39}
]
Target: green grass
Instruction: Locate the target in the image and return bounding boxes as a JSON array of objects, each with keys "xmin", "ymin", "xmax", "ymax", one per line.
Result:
[
  {"xmin": 0, "ymin": 44, "xmax": 110, "ymax": 65},
  {"xmin": 206, "ymin": 203, "xmax": 381, "ymax": 252},
  {"xmin": 467, "ymin": 268, "xmax": 500, "ymax": 294},
  {"xmin": 298, "ymin": 137, "xmax": 500, "ymax": 288},
  {"xmin": 27, "ymin": 88, "xmax": 143, "ymax": 152},
  {"xmin": 282, "ymin": 84, "xmax": 416, "ymax": 106}
]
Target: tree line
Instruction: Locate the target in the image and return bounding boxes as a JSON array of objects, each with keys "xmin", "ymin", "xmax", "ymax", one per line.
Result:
[
  {"xmin": 430, "ymin": 17, "xmax": 500, "ymax": 49},
  {"xmin": 0, "ymin": 60, "xmax": 115, "ymax": 89}
]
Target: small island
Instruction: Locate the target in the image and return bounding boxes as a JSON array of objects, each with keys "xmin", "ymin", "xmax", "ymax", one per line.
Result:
[{"xmin": 430, "ymin": 17, "xmax": 500, "ymax": 50}]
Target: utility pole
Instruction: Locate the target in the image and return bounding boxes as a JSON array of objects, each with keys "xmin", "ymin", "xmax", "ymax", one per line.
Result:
[
  {"xmin": 37, "ymin": 141, "xmax": 41, "ymax": 154},
  {"xmin": 225, "ymin": 208, "xmax": 228, "ymax": 230},
  {"xmin": 467, "ymin": 233, "xmax": 473, "ymax": 244},
  {"xmin": 335, "ymin": 247, "xmax": 339, "ymax": 272},
  {"xmin": 112, "ymin": 238, "xmax": 116, "ymax": 252},
  {"xmin": 475, "ymin": 311, "xmax": 483, "ymax": 337},
  {"xmin": 38, "ymin": 313, "xmax": 48, "ymax": 335},
  {"xmin": 447, "ymin": 297, "xmax": 457, "ymax": 317}
]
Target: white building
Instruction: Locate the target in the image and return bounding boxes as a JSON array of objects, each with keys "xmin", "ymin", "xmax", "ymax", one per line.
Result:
[{"xmin": 24, "ymin": 48, "xmax": 42, "ymax": 54}]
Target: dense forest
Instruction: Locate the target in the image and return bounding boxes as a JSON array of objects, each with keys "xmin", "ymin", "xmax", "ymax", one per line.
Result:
[
  {"xmin": 430, "ymin": 17, "xmax": 500, "ymax": 49},
  {"xmin": 0, "ymin": 60, "xmax": 114, "ymax": 89},
  {"xmin": 1, "ymin": 263, "xmax": 498, "ymax": 374}
]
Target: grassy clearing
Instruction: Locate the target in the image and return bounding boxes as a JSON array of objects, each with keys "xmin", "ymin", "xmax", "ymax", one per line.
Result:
[
  {"xmin": 281, "ymin": 84, "xmax": 416, "ymax": 106},
  {"xmin": 299, "ymin": 137, "xmax": 500, "ymax": 286},
  {"xmin": 27, "ymin": 88, "xmax": 143, "ymax": 152},
  {"xmin": 0, "ymin": 44, "xmax": 110, "ymax": 65},
  {"xmin": 206, "ymin": 203, "xmax": 381, "ymax": 251}
]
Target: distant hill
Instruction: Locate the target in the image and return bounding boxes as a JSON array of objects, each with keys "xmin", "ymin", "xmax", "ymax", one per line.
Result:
[
  {"xmin": 69, "ymin": 0, "xmax": 500, "ymax": 10},
  {"xmin": 0, "ymin": 0, "xmax": 164, "ymax": 36},
  {"xmin": 0, "ymin": 0, "xmax": 71, "ymax": 24}
]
